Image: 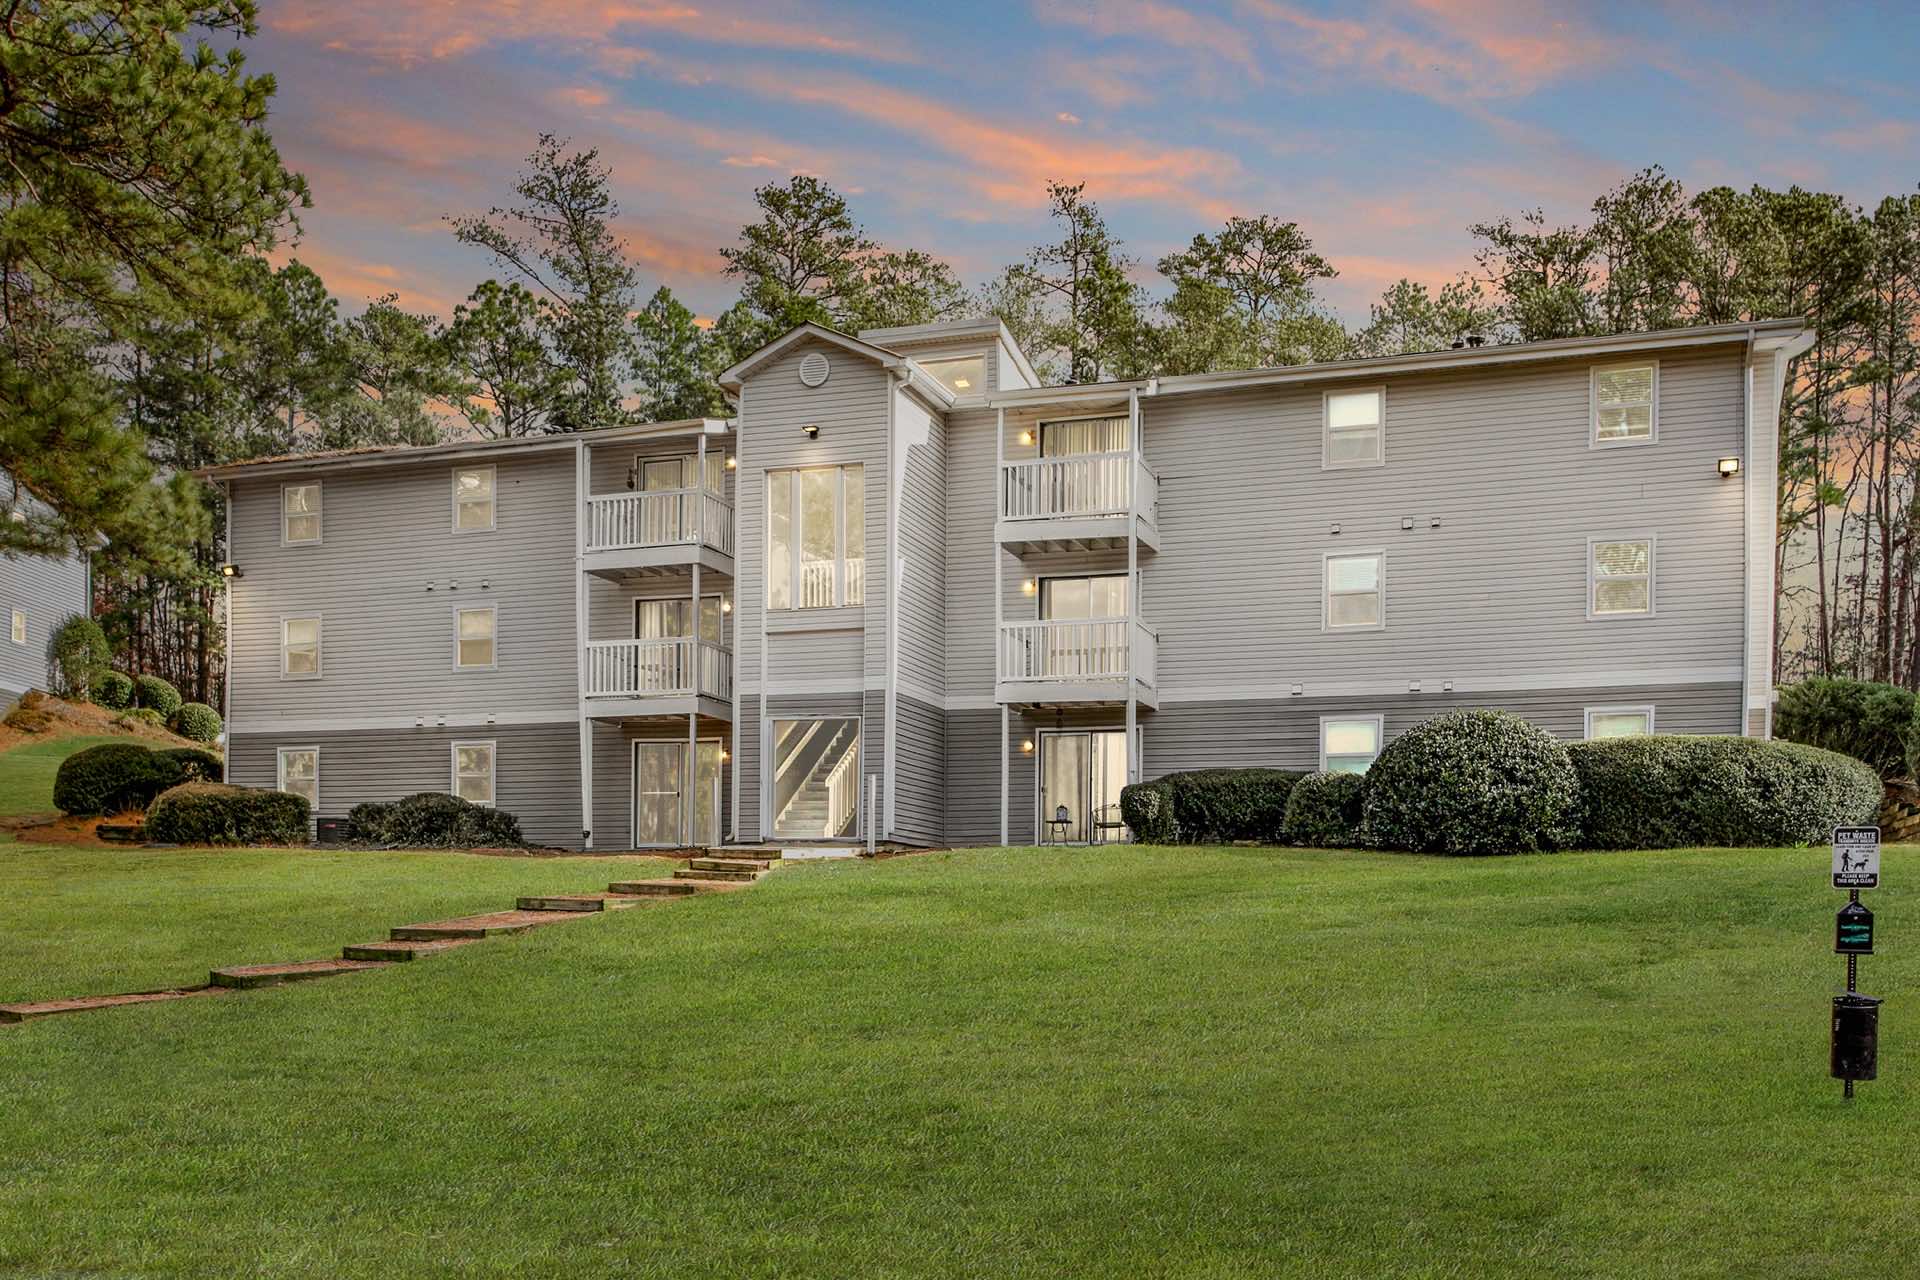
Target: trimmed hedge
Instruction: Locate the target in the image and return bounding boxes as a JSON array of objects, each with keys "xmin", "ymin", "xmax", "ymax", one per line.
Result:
[
  {"xmin": 1773, "ymin": 677, "xmax": 1914, "ymax": 780},
  {"xmin": 95, "ymin": 670, "xmax": 135, "ymax": 710},
  {"xmin": 52, "ymin": 743, "xmax": 222, "ymax": 816},
  {"xmin": 1364, "ymin": 709, "xmax": 1580, "ymax": 856},
  {"xmin": 1118, "ymin": 768, "xmax": 1307, "ymax": 844},
  {"xmin": 1283, "ymin": 771, "xmax": 1370, "ymax": 848},
  {"xmin": 134, "ymin": 674, "xmax": 182, "ymax": 719},
  {"xmin": 147, "ymin": 783, "xmax": 309, "ymax": 846},
  {"xmin": 1570, "ymin": 735, "xmax": 1881, "ymax": 850},
  {"xmin": 172, "ymin": 702, "xmax": 223, "ymax": 744},
  {"xmin": 346, "ymin": 792, "xmax": 527, "ymax": 849}
]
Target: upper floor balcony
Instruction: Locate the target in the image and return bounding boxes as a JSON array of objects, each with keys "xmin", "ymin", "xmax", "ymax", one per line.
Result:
[
  {"xmin": 995, "ymin": 617, "xmax": 1158, "ymax": 709},
  {"xmin": 584, "ymin": 486, "xmax": 735, "ymax": 581},
  {"xmin": 583, "ymin": 636, "xmax": 733, "ymax": 720},
  {"xmin": 996, "ymin": 451, "xmax": 1159, "ymax": 553}
]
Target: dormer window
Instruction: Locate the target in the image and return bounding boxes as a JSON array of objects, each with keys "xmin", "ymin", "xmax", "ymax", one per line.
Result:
[{"xmin": 921, "ymin": 355, "xmax": 986, "ymax": 395}]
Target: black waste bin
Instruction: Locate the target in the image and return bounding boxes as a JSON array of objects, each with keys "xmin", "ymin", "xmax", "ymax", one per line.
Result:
[{"xmin": 1832, "ymin": 993, "xmax": 1883, "ymax": 1081}]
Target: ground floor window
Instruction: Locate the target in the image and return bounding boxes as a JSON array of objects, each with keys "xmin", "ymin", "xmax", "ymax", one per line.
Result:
[
  {"xmin": 771, "ymin": 718, "xmax": 860, "ymax": 839},
  {"xmin": 1585, "ymin": 706, "xmax": 1654, "ymax": 739},
  {"xmin": 452, "ymin": 741, "xmax": 495, "ymax": 806},
  {"xmin": 277, "ymin": 746, "xmax": 318, "ymax": 809},
  {"xmin": 1038, "ymin": 729, "xmax": 1130, "ymax": 844},
  {"xmin": 1321, "ymin": 716, "xmax": 1383, "ymax": 773}
]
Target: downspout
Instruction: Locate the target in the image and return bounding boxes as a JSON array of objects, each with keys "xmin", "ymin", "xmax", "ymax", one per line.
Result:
[
  {"xmin": 883, "ymin": 370, "xmax": 902, "ymax": 843},
  {"xmin": 996, "ymin": 405, "xmax": 1007, "ymax": 846},
  {"xmin": 1740, "ymin": 341, "xmax": 1752, "ymax": 738}
]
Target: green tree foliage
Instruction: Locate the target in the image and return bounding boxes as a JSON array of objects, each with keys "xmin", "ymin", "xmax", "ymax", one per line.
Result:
[
  {"xmin": 442, "ymin": 281, "xmax": 563, "ymax": 438},
  {"xmin": 328, "ymin": 296, "xmax": 465, "ymax": 448},
  {"xmin": 631, "ymin": 286, "xmax": 730, "ymax": 421},
  {"xmin": 983, "ymin": 181, "xmax": 1146, "ymax": 384},
  {"xmin": 1352, "ymin": 278, "xmax": 1499, "ymax": 357},
  {"xmin": 1156, "ymin": 215, "xmax": 1342, "ymax": 368}
]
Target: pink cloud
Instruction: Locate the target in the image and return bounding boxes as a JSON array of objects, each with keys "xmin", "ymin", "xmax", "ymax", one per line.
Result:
[{"xmin": 1037, "ymin": 0, "xmax": 1263, "ymax": 76}]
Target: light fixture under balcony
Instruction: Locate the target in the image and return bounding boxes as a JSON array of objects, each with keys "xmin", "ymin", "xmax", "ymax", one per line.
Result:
[
  {"xmin": 1718, "ymin": 456, "xmax": 1741, "ymax": 478},
  {"xmin": 1021, "ymin": 579, "xmax": 1037, "ymax": 595},
  {"xmin": 725, "ymin": 456, "xmax": 737, "ymax": 470},
  {"xmin": 803, "ymin": 424, "xmax": 820, "ymax": 439},
  {"xmin": 1019, "ymin": 430, "xmax": 1034, "ymax": 446},
  {"xmin": 1020, "ymin": 739, "xmax": 1035, "ymax": 754}
]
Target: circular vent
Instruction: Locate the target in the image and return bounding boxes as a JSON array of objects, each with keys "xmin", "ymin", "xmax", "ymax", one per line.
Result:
[{"xmin": 798, "ymin": 352, "xmax": 831, "ymax": 388}]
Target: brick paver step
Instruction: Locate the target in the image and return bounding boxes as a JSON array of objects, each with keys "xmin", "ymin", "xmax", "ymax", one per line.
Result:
[
  {"xmin": 389, "ymin": 909, "xmax": 583, "ymax": 941},
  {"xmin": 1, "ymin": 986, "xmax": 227, "ymax": 1023},
  {"xmin": 210, "ymin": 958, "xmax": 393, "ymax": 990},
  {"xmin": 673, "ymin": 866, "xmax": 761, "ymax": 883},
  {"xmin": 341, "ymin": 937, "xmax": 481, "ymax": 962},
  {"xmin": 606, "ymin": 877, "xmax": 740, "ymax": 897}
]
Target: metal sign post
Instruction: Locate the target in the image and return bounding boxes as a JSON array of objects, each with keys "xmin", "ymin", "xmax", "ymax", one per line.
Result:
[{"xmin": 1830, "ymin": 826, "xmax": 1884, "ymax": 1099}]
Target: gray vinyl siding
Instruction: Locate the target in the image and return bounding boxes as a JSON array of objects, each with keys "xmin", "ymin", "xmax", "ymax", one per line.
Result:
[
  {"xmin": 943, "ymin": 407, "xmax": 1000, "ymax": 699},
  {"xmin": 587, "ymin": 574, "xmax": 735, "ymax": 647},
  {"xmin": 228, "ymin": 722, "xmax": 581, "ymax": 848},
  {"xmin": 225, "ymin": 449, "xmax": 578, "ymax": 730},
  {"xmin": 0, "ymin": 546, "xmax": 89, "ymax": 701},
  {"xmin": 894, "ymin": 694, "xmax": 945, "ymax": 844}
]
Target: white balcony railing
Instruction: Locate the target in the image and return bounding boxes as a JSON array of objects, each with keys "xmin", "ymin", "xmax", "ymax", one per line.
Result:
[
  {"xmin": 585, "ymin": 638, "xmax": 732, "ymax": 701},
  {"xmin": 997, "ymin": 618, "xmax": 1157, "ymax": 688},
  {"xmin": 587, "ymin": 488, "xmax": 735, "ymax": 555},
  {"xmin": 1000, "ymin": 452, "xmax": 1157, "ymax": 524}
]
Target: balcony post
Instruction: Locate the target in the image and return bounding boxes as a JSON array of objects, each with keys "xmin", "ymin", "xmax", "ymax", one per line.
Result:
[
  {"xmin": 1125, "ymin": 388, "xmax": 1141, "ymax": 786},
  {"xmin": 695, "ymin": 432, "xmax": 707, "ymax": 547},
  {"xmin": 995, "ymin": 405, "xmax": 1007, "ymax": 844},
  {"xmin": 575, "ymin": 440, "xmax": 594, "ymax": 848}
]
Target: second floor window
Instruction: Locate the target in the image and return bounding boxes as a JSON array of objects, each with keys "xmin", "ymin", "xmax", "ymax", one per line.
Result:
[
  {"xmin": 1325, "ymin": 552, "xmax": 1385, "ymax": 630},
  {"xmin": 282, "ymin": 617, "xmax": 321, "ymax": 678},
  {"xmin": 922, "ymin": 356, "xmax": 986, "ymax": 395},
  {"xmin": 1593, "ymin": 363, "xmax": 1656, "ymax": 445},
  {"xmin": 9, "ymin": 609, "xmax": 22, "ymax": 645},
  {"xmin": 1591, "ymin": 538, "xmax": 1653, "ymax": 617},
  {"xmin": 636, "ymin": 596, "xmax": 724, "ymax": 645},
  {"xmin": 1324, "ymin": 388, "xmax": 1384, "ymax": 468},
  {"xmin": 283, "ymin": 483, "xmax": 321, "ymax": 544},
  {"xmin": 767, "ymin": 465, "xmax": 864, "ymax": 610},
  {"xmin": 453, "ymin": 466, "xmax": 495, "ymax": 532},
  {"xmin": 1042, "ymin": 575, "xmax": 1128, "ymax": 620},
  {"xmin": 455, "ymin": 606, "xmax": 497, "ymax": 669}
]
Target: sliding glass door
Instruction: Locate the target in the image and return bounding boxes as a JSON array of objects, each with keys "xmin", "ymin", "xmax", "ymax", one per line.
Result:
[
  {"xmin": 632, "ymin": 739, "xmax": 724, "ymax": 847},
  {"xmin": 1038, "ymin": 730, "xmax": 1130, "ymax": 844}
]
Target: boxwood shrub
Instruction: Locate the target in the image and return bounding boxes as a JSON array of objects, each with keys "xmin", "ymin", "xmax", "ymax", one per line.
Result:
[
  {"xmin": 1570, "ymin": 735, "xmax": 1881, "ymax": 849},
  {"xmin": 1282, "ymin": 771, "xmax": 1370, "ymax": 848},
  {"xmin": 172, "ymin": 702, "xmax": 223, "ymax": 744},
  {"xmin": 52, "ymin": 743, "xmax": 222, "ymax": 816},
  {"xmin": 1773, "ymin": 676, "xmax": 1914, "ymax": 779},
  {"xmin": 146, "ymin": 783, "xmax": 309, "ymax": 846},
  {"xmin": 346, "ymin": 792, "xmax": 526, "ymax": 848},
  {"xmin": 1117, "ymin": 768, "xmax": 1306, "ymax": 844},
  {"xmin": 134, "ymin": 674, "xmax": 183, "ymax": 719},
  {"xmin": 1365, "ymin": 709, "xmax": 1580, "ymax": 855},
  {"xmin": 1118, "ymin": 779, "xmax": 1176, "ymax": 843},
  {"xmin": 94, "ymin": 670, "xmax": 135, "ymax": 711}
]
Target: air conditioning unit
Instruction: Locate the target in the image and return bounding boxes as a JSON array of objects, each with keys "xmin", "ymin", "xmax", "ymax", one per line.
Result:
[{"xmin": 314, "ymin": 817, "xmax": 348, "ymax": 845}]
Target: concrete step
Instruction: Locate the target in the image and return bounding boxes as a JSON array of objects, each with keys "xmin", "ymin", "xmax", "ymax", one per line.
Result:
[
  {"xmin": 606, "ymin": 878, "xmax": 739, "ymax": 897},
  {"xmin": 689, "ymin": 857, "xmax": 773, "ymax": 873},
  {"xmin": 390, "ymin": 909, "xmax": 580, "ymax": 941},
  {"xmin": 210, "ymin": 958, "xmax": 393, "ymax": 990},
  {"xmin": 342, "ymin": 938, "xmax": 481, "ymax": 962},
  {"xmin": 674, "ymin": 866, "xmax": 760, "ymax": 883},
  {"xmin": 1, "ymin": 987, "xmax": 227, "ymax": 1023}
]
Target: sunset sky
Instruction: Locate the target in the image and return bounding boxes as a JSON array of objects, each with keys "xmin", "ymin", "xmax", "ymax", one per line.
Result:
[{"xmin": 249, "ymin": 0, "xmax": 1920, "ymax": 326}]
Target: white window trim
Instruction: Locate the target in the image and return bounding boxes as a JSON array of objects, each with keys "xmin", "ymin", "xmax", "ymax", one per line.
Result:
[
  {"xmin": 1584, "ymin": 705, "xmax": 1656, "ymax": 739},
  {"xmin": 450, "ymin": 739, "xmax": 497, "ymax": 808},
  {"xmin": 280, "ymin": 614, "xmax": 322, "ymax": 680},
  {"xmin": 1589, "ymin": 359, "xmax": 1659, "ymax": 449},
  {"xmin": 766, "ymin": 465, "xmax": 864, "ymax": 611},
  {"xmin": 1323, "ymin": 549, "xmax": 1387, "ymax": 632},
  {"xmin": 634, "ymin": 594, "xmax": 728, "ymax": 642},
  {"xmin": 281, "ymin": 481, "xmax": 323, "ymax": 546},
  {"xmin": 451, "ymin": 464, "xmax": 497, "ymax": 534},
  {"xmin": 1322, "ymin": 385, "xmax": 1387, "ymax": 471},
  {"xmin": 9, "ymin": 609, "xmax": 22, "ymax": 645},
  {"xmin": 1587, "ymin": 534, "xmax": 1656, "ymax": 621},
  {"xmin": 276, "ymin": 745, "xmax": 320, "ymax": 810},
  {"xmin": 920, "ymin": 355, "xmax": 989, "ymax": 395},
  {"xmin": 453, "ymin": 603, "xmax": 499, "ymax": 671},
  {"xmin": 1319, "ymin": 714, "xmax": 1385, "ymax": 773}
]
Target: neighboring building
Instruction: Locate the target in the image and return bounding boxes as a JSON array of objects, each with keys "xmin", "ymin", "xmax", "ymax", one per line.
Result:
[
  {"xmin": 207, "ymin": 315, "xmax": 1812, "ymax": 850},
  {"xmin": 0, "ymin": 501, "xmax": 94, "ymax": 702}
]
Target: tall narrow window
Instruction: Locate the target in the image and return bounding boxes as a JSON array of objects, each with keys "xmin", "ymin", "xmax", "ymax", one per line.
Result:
[
  {"xmin": 452, "ymin": 741, "xmax": 495, "ymax": 806},
  {"xmin": 281, "ymin": 617, "xmax": 321, "ymax": 678},
  {"xmin": 282, "ymin": 483, "xmax": 322, "ymax": 544},
  {"xmin": 1324, "ymin": 388, "xmax": 1384, "ymax": 468},
  {"xmin": 1325, "ymin": 553, "xmax": 1384, "ymax": 630},
  {"xmin": 1321, "ymin": 717, "xmax": 1383, "ymax": 773},
  {"xmin": 1590, "ymin": 538, "xmax": 1653, "ymax": 617},
  {"xmin": 9, "ymin": 609, "xmax": 22, "ymax": 645},
  {"xmin": 1592, "ymin": 363, "xmax": 1656, "ymax": 445},
  {"xmin": 277, "ymin": 747, "xmax": 319, "ymax": 809},
  {"xmin": 455, "ymin": 606, "xmax": 497, "ymax": 668},
  {"xmin": 453, "ymin": 466, "xmax": 496, "ymax": 532},
  {"xmin": 766, "ymin": 465, "xmax": 864, "ymax": 609}
]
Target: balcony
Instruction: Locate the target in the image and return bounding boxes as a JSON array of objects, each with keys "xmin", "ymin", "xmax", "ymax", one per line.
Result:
[
  {"xmin": 584, "ymin": 488, "xmax": 734, "ymax": 580},
  {"xmin": 995, "ymin": 618, "xmax": 1158, "ymax": 708},
  {"xmin": 584, "ymin": 638, "xmax": 733, "ymax": 720},
  {"xmin": 997, "ymin": 452, "xmax": 1159, "ymax": 552}
]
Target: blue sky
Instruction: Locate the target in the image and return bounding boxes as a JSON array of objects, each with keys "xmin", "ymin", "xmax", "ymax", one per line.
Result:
[{"xmin": 249, "ymin": 0, "xmax": 1920, "ymax": 326}]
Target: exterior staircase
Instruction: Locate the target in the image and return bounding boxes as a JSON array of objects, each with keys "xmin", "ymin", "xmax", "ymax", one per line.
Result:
[{"xmin": 772, "ymin": 721, "xmax": 860, "ymax": 839}]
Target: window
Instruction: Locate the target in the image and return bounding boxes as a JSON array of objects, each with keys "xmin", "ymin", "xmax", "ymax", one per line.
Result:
[
  {"xmin": 1040, "ymin": 416, "xmax": 1128, "ymax": 456},
  {"xmin": 8, "ymin": 609, "xmax": 22, "ymax": 645},
  {"xmin": 281, "ymin": 616, "xmax": 321, "ymax": 678},
  {"xmin": 455, "ymin": 606, "xmax": 497, "ymax": 669},
  {"xmin": 282, "ymin": 483, "xmax": 322, "ymax": 544},
  {"xmin": 1041, "ymin": 575, "xmax": 1129, "ymax": 620},
  {"xmin": 1321, "ymin": 716, "xmax": 1383, "ymax": 773},
  {"xmin": 1590, "ymin": 538, "xmax": 1653, "ymax": 617},
  {"xmin": 451, "ymin": 741, "xmax": 495, "ymax": 806},
  {"xmin": 1592, "ymin": 362, "xmax": 1656, "ymax": 446},
  {"xmin": 277, "ymin": 747, "xmax": 318, "ymax": 809},
  {"xmin": 1324, "ymin": 388, "xmax": 1384, "ymax": 468},
  {"xmin": 1324, "ymin": 552, "xmax": 1385, "ymax": 630},
  {"xmin": 766, "ymin": 465, "xmax": 864, "ymax": 609},
  {"xmin": 453, "ymin": 466, "xmax": 495, "ymax": 532},
  {"xmin": 635, "ymin": 595, "xmax": 724, "ymax": 645},
  {"xmin": 1586, "ymin": 706, "xmax": 1654, "ymax": 739},
  {"xmin": 922, "ymin": 355, "xmax": 986, "ymax": 395}
]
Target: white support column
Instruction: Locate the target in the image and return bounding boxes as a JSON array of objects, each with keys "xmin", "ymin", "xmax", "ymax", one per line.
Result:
[
  {"xmin": 690, "ymin": 557, "xmax": 702, "ymax": 846},
  {"xmin": 575, "ymin": 441, "xmax": 594, "ymax": 848},
  {"xmin": 1000, "ymin": 705, "xmax": 1010, "ymax": 848},
  {"xmin": 1125, "ymin": 388, "xmax": 1141, "ymax": 786},
  {"xmin": 995, "ymin": 406, "xmax": 1008, "ymax": 845},
  {"xmin": 696, "ymin": 431, "xmax": 708, "ymax": 547}
]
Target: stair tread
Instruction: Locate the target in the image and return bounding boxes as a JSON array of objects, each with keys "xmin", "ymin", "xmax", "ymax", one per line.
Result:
[
  {"xmin": 211, "ymin": 958, "xmax": 393, "ymax": 988},
  {"xmin": 342, "ymin": 938, "xmax": 480, "ymax": 961},
  {"xmin": 1, "ymin": 987, "xmax": 226, "ymax": 1022}
]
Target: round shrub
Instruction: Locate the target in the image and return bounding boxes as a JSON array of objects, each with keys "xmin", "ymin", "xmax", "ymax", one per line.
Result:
[
  {"xmin": 119, "ymin": 708, "xmax": 166, "ymax": 728},
  {"xmin": 1118, "ymin": 779, "xmax": 1176, "ymax": 843},
  {"xmin": 1117, "ymin": 769, "xmax": 1306, "ymax": 844},
  {"xmin": 147, "ymin": 783, "xmax": 309, "ymax": 846},
  {"xmin": 1570, "ymin": 735, "xmax": 1882, "ymax": 850},
  {"xmin": 156, "ymin": 746, "xmax": 223, "ymax": 783},
  {"xmin": 94, "ymin": 670, "xmax": 135, "ymax": 711},
  {"xmin": 1364, "ymin": 709, "xmax": 1580, "ymax": 856},
  {"xmin": 134, "ymin": 674, "xmax": 182, "ymax": 719},
  {"xmin": 1283, "ymin": 771, "xmax": 1370, "ymax": 848},
  {"xmin": 48, "ymin": 615, "xmax": 111, "ymax": 701},
  {"xmin": 172, "ymin": 702, "xmax": 223, "ymax": 744},
  {"xmin": 52, "ymin": 743, "xmax": 221, "ymax": 816},
  {"xmin": 345, "ymin": 792, "xmax": 525, "ymax": 848},
  {"xmin": 1773, "ymin": 677, "xmax": 1914, "ymax": 779}
]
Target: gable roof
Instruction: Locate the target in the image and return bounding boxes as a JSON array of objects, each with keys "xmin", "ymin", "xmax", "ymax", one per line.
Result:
[{"xmin": 717, "ymin": 323, "xmax": 904, "ymax": 390}]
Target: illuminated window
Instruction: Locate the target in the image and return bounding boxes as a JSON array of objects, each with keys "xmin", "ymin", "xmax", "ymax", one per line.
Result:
[
  {"xmin": 8, "ymin": 609, "xmax": 22, "ymax": 645},
  {"xmin": 453, "ymin": 466, "xmax": 496, "ymax": 532},
  {"xmin": 282, "ymin": 483, "xmax": 322, "ymax": 544},
  {"xmin": 921, "ymin": 356, "xmax": 986, "ymax": 395},
  {"xmin": 1590, "ymin": 538, "xmax": 1653, "ymax": 617},
  {"xmin": 1321, "ymin": 717, "xmax": 1383, "ymax": 773},
  {"xmin": 1324, "ymin": 388, "xmax": 1384, "ymax": 468},
  {"xmin": 1592, "ymin": 363, "xmax": 1656, "ymax": 445}
]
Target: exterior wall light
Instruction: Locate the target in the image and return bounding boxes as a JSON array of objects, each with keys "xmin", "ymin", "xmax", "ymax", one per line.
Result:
[
  {"xmin": 1019, "ymin": 430, "xmax": 1034, "ymax": 446},
  {"xmin": 1021, "ymin": 579, "xmax": 1037, "ymax": 595},
  {"xmin": 220, "ymin": 564, "xmax": 243, "ymax": 579},
  {"xmin": 1020, "ymin": 739, "xmax": 1035, "ymax": 754},
  {"xmin": 803, "ymin": 424, "xmax": 819, "ymax": 439},
  {"xmin": 1718, "ymin": 456, "xmax": 1741, "ymax": 478},
  {"xmin": 725, "ymin": 455, "xmax": 737, "ymax": 469},
  {"xmin": 719, "ymin": 748, "xmax": 730, "ymax": 762},
  {"xmin": 720, "ymin": 599, "xmax": 733, "ymax": 614}
]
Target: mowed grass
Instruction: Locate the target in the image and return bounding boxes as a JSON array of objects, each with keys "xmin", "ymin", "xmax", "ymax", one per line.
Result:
[
  {"xmin": 0, "ymin": 842, "xmax": 1913, "ymax": 1279},
  {"xmin": 0, "ymin": 732, "xmax": 130, "ymax": 816}
]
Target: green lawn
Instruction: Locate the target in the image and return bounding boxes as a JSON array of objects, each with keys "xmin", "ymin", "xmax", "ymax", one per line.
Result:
[
  {"xmin": 0, "ymin": 842, "xmax": 1911, "ymax": 1279},
  {"xmin": 0, "ymin": 733, "xmax": 132, "ymax": 816}
]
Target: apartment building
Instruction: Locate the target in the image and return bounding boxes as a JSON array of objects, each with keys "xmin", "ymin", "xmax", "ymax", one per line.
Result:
[
  {"xmin": 210, "ymin": 315, "xmax": 1811, "ymax": 850},
  {"xmin": 0, "ymin": 483, "xmax": 94, "ymax": 702}
]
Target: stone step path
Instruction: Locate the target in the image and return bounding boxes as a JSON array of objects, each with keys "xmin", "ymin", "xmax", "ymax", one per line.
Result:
[{"xmin": 2, "ymin": 850, "xmax": 790, "ymax": 1025}]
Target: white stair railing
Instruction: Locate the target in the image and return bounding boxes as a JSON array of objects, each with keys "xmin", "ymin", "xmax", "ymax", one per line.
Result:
[
  {"xmin": 587, "ymin": 489, "xmax": 735, "ymax": 553},
  {"xmin": 998, "ymin": 619, "xmax": 1133, "ymax": 682},
  {"xmin": 1001, "ymin": 452, "xmax": 1131, "ymax": 520},
  {"xmin": 824, "ymin": 744, "xmax": 859, "ymax": 839},
  {"xmin": 585, "ymin": 639, "xmax": 735, "ymax": 698}
]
